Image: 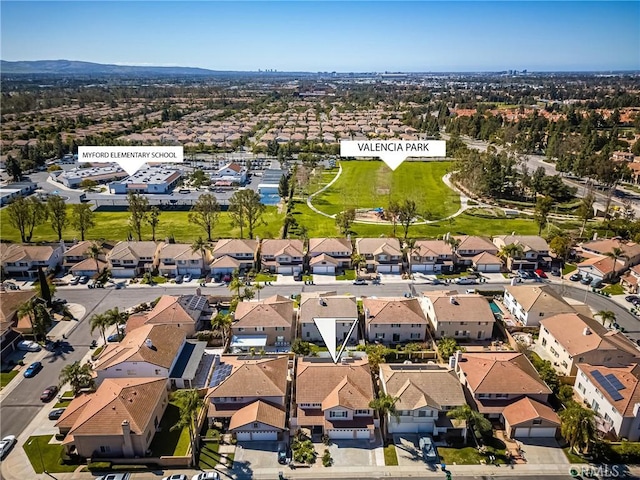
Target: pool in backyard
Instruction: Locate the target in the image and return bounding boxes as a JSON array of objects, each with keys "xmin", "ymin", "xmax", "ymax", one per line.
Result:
[{"xmin": 489, "ymin": 301, "xmax": 502, "ymax": 318}]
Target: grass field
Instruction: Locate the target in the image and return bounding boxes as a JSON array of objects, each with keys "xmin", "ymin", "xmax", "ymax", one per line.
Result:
[
  {"xmin": 23, "ymin": 435, "xmax": 79, "ymax": 473},
  {"xmin": 312, "ymin": 161, "xmax": 460, "ymax": 219},
  {"xmin": 0, "ymin": 206, "xmax": 284, "ymax": 243},
  {"xmin": 0, "ymin": 370, "xmax": 18, "ymax": 390},
  {"xmin": 149, "ymin": 402, "xmax": 191, "ymax": 456}
]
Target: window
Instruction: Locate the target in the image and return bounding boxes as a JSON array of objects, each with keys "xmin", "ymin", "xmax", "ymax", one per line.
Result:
[
  {"xmin": 306, "ymin": 331, "xmax": 310, "ymax": 338},
  {"xmin": 391, "ymin": 323, "xmax": 400, "ymax": 328},
  {"xmin": 127, "ymin": 369, "xmax": 136, "ymax": 375},
  {"xmin": 238, "ymin": 328, "xmax": 245, "ymax": 332},
  {"xmin": 410, "ymin": 333, "xmax": 421, "ymax": 339},
  {"xmin": 440, "ymin": 331, "xmax": 445, "ymax": 337},
  {"xmin": 541, "ymin": 338, "xmax": 547, "ymax": 346},
  {"xmin": 460, "ymin": 322, "xmax": 466, "ymax": 326},
  {"xmin": 99, "ymin": 446, "xmax": 111, "ymax": 453},
  {"xmin": 418, "ymin": 410, "xmax": 431, "ymax": 417},
  {"xmin": 495, "ymin": 393, "xmax": 508, "ymax": 399},
  {"xmin": 398, "ymin": 410, "xmax": 411, "ymax": 416},
  {"xmin": 375, "ymin": 333, "xmax": 385, "ymax": 339},
  {"xmin": 329, "ymin": 411, "xmax": 348, "ymax": 418},
  {"xmin": 146, "ymin": 430, "xmax": 152, "ymax": 442},
  {"xmin": 539, "ymin": 312, "xmax": 544, "ymax": 316},
  {"xmin": 355, "ymin": 409, "xmax": 369, "ymax": 415},
  {"xmin": 604, "ymin": 413, "xmax": 611, "ymax": 422},
  {"xmin": 155, "ymin": 369, "xmax": 161, "ymax": 375},
  {"xmin": 561, "ymin": 361, "xmax": 568, "ymax": 368},
  {"xmin": 275, "ymin": 326, "xmax": 285, "ymax": 331},
  {"xmin": 253, "ymin": 423, "xmax": 259, "ymax": 428},
  {"xmin": 478, "ymin": 393, "xmax": 491, "ymax": 399},
  {"xmin": 532, "ymin": 419, "xmax": 542, "ymax": 425},
  {"xmin": 255, "ymin": 326, "xmax": 264, "ymax": 332}
]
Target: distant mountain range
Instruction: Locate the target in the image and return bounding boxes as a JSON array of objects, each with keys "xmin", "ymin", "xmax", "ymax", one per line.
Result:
[{"xmin": 0, "ymin": 59, "xmax": 222, "ymax": 75}]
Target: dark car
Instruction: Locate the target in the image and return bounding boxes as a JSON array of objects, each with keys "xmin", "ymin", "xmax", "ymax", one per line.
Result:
[
  {"xmin": 277, "ymin": 446, "xmax": 291, "ymax": 465},
  {"xmin": 40, "ymin": 385, "xmax": 59, "ymax": 402},
  {"xmin": 48, "ymin": 408, "xmax": 66, "ymax": 420},
  {"xmin": 580, "ymin": 275, "xmax": 593, "ymax": 285},
  {"xmin": 293, "ymin": 272, "xmax": 303, "ymax": 282},
  {"xmin": 569, "ymin": 273, "xmax": 582, "ymax": 282},
  {"xmin": 625, "ymin": 295, "xmax": 639, "ymax": 303},
  {"xmin": 23, "ymin": 361, "xmax": 42, "ymax": 378}
]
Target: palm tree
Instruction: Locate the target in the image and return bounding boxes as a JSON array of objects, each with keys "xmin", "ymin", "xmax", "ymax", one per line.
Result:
[
  {"xmin": 437, "ymin": 337, "xmax": 460, "ymax": 361},
  {"xmin": 368, "ymin": 393, "xmax": 399, "ymax": 441},
  {"xmin": 85, "ymin": 242, "xmax": 103, "ymax": 275},
  {"xmin": 17, "ymin": 300, "xmax": 36, "ymax": 337},
  {"xmin": 351, "ymin": 253, "xmax": 366, "ymax": 274},
  {"xmin": 59, "ymin": 361, "xmax": 95, "ymax": 395},
  {"xmin": 605, "ymin": 247, "xmax": 629, "ymax": 278},
  {"xmin": 89, "ymin": 313, "xmax": 111, "ymax": 345},
  {"xmin": 191, "ymin": 237, "xmax": 210, "ymax": 277},
  {"xmin": 228, "ymin": 269, "xmax": 243, "ymax": 298},
  {"xmin": 254, "ymin": 281, "xmax": 264, "ymax": 301},
  {"xmin": 447, "ymin": 404, "xmax": 492, "ymax": 444},
  {"xmin": 211, "ymin": 313, "xmax": 233, "ymax": 346},
  {"xmin": 595, "ymin": 310, "xmax": 616, "ymax": 328},
  {"xmin": 559, "ymin": 402, "xmax": 597, "ymax": 454},
  {"xmin": 104, "ymin": 306, "xmax": 126, "ymax": 327},
  {"xmin": 171, "ymin": 389, "xmax": 204, "ymax": 467},
  {"xmin": 498, "ymin": 243, "xmax": 524, "ymax": 270}
]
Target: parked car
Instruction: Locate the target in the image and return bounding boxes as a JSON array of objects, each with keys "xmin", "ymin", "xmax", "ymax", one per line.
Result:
[
  {"xmin": 0, "ymin": 435, "xmax": 16, "ymax": 459},
  {"xmin": 23, "ymin": 361, "xmax": 42, "ymax": 378},
  {"xmin": 17, "ymin": 340, "xmax": 41, "ymax": 352},
  {"xmin": 175, "ymin": 275, "xmax": 184, "ymax": 284},
  {"xmin": 353, "ymin": 279, "xmax": 368, "ymax": 285},
  {"xmin": 183, "ymin": 273, "xmax": 192, "ymax": 283},
  {"xmin": 40, "ymin": 385, "xmax": 59, "ymax": 402},
  {"xmin": 569, "ymin": 273, "xmax": 582, "ymax": 282},
  {"xmin": 456, "ymin": 277, "xmax": 477, "ymax": 285},
  {"xmin": 107, "ymin": 332, "xmax": 123, "ymax": 342},
  {"xmin": 293, "ymin": 272, "xmax": 303, "ymax": 281},
  {"xmin": 191, "ymin": 473, "xmax": 220, "ymax": 480},
  {"xmin": 580, "ymin": 275, "xmax": 593, "ymax": 285},
  {"xmin": 69, "ymin": 276, "xmax": 80, "ymax": 285},
  {"xmin": 277, "ymin": 446, "xmax": 292, "ymax": 465},
  {"xmin": 95, "ymin": 474, "xmax": 131, "ymax": 480},
  {"xmin": 535, "ymin": 269, "xmax": 548, "ymax": 279},
  {"xmin": 551, "ymin": 267, "xmax": 561, "ymax": 277},
  {"xmin": 419, "ymin": 436, "xmax": 439, "ymax": 463},
  {"xmin": 162, "ymin": 475, "xmax": 188, "ymax": 480},
  {"xmin": 591, "ymin": 278, "xmax": 603, "ymax": 289},
  {"xmin": 48, "ymin": 408, "xmax": 66, "ymax": 420},
  {"xmin": 79, "ymin": 276, "xmax": 89, "ymax": 284},
  {"xmin": 625, "ymin": 295, "xmax": 640, "ymax": 304}
]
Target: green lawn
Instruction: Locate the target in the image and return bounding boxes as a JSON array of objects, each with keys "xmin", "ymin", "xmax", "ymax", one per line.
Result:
[
  {"xmin": 53, "ymin": 399, "xmax": 73, "ymax": 408},
  {"xmin": 23, "ymin": 435, "xmax": 79, "ymax": 473},
  {"xmin": 383, "ymin": 445, "xmax": 398, "ymax": 466},
  {"xmin": 0, "ymin": 206, "xmax": 284, "ymax": 243},
  {"xmin": 312, "ymin": 161, "xmax": 460, "ymax": 219},
  {"xmin": 438, "ymin": 437, "xmax": 507, "ymax": 465},
  {"xmin": 563, "ymin": 447, "xmax": 588, "ymax": 464},
  {"xmin": 198, "ymin": 441, "xmax": 220, "ymax": 469},
  {"xmin": 0, "ymin": 370, "xmax": 18, "ymax": 390},
  {"xmin": 149, "ymin": 402, "xmax": 191, "ymax": 456},
  {"xmin": 254, "ymin": 273, "xmax": 277, "ymax": 282},
  {"xmin": 336, "ymin": 269, "xmax": 356, "ymax": 281},
  {"xmin": 602, "ymin": 283, "xmax": 625, "ymax": 295},
  {"xmin": 563, "ymin": 264, "xmax": 577, "ymax": 275}
]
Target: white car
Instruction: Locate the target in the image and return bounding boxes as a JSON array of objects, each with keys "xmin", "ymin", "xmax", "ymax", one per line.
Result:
[
  {"xmin": 163, "ymin": 475, "xmax": 188, "ymax": 480},
  {"xmin": 17, "ymin": 340, "xmax": 41, "ymax": 352},
  {"xmin": 183, "ymin": 273, "xmax": 192, "ymax": 283},
  {"xmin": 69, "ymin": 276, "xmax": 80, "ymax": 285},
  {"xmin": 191, "ymin": 473, "xmax": 220, "ymax": 480},
  {"xmin": 0, "ymin": 435, "xmax": 16, "ymax": 459}
]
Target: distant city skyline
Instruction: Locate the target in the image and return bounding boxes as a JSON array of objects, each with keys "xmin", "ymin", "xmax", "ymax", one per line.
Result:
[{"xmin": 1, "ymin": 1, "xmax": 638, "ymax": 72}]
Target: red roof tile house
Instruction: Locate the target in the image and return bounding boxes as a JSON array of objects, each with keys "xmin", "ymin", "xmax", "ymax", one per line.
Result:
[
  {"xmin": 259, "ymin": 239, "xmax": 304, "ymax": 275},
  {"xmin": 501, "ymin": 397, "xmax": 560, "ymax": 439},
  {"xmin": 291, "ymin": 356, "xmax": 377, "ymax": 440},
  {"xmin": 231, "ymin": 295, "xmax": 294, "ymax": 351},
  {"xmin": 307, "ymin": 238, "xmax": 353, "ymax": 275},
  {"xmin": 453, "ymin": 352, "xmax": 553, "ymax": 422}
]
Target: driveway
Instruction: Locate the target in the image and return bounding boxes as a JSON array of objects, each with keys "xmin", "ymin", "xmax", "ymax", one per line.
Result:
[
  {"xmin": 393, "ymin": 434, "xmax": 438, "ymax": 468},
  {"xmin": 234, "ymin": 441, "xmax": 283, "ymax": 469},
  {"xmin": 517, "ymin": 438, "xmax": 568, "ymax": 465},
  {"xmin": 321, "ymin": 439, "xmax": 379, "ymax": 467}
]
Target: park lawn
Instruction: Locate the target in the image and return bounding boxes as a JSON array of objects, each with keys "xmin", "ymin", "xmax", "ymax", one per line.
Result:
[
  {"xmin": 0, "ymin": 206, "xmax": 284, "ymax": 243},
  {"xmin": 0, "ymin": 370, "xmax": 18, "ymax": 389},
  {"xmin": 149, "ymin": 402, "xmax": 191, "ymax": 456},
  {"xmin": 312, "ymin": 161, "xmax": 459, "ymax": 219},
  {"xmin": 23, "ymin": 435, "xmax": 79, "ymax": 473},
  {"xmin": 383, "ymin": 445, "xmax": 399, "ymax": 466},
  {"xmin": 602, "ymin": 283, "xmax": 625, "ymax": 295}
]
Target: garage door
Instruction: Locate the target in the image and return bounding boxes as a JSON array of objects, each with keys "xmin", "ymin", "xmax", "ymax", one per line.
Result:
[
  {"xmin": 328, "ymin": 429, "xmax": 354, "ymax": 439},
  {"xmin": 236, "ymin": 431, "xmax": 278, "ymax": 441},
  {"xmin": 514, "ymin": 427, "xmax": 556, "ymax": 438},
  {"xmin": 313, "ymin": 266, "xmax": 335, "ymax": 274},
  {"xmin": 355, "ymin": 429, "xmax": 370, "ymax": 439},
  {"xmin": 278, "ymin": 266, "xmax": 293, "ymax": 275},
  {"xmin": 236, "ymin": 431, "xmax": 252, "ymax": 441}
]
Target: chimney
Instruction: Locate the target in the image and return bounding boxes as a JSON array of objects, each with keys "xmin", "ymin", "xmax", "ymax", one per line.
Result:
[
  {"xmin": 121, "ymin": 420, "xmax": 134, "ymax": 457},
  {"xmin": 448, "ymin": 355, "xmax": 457, "ymax": 370},
  {"xmin": 455, "ymin": 350, "xmax": 463, "ymax": 366},
  {"xmin": 450, "ymin": 296, "xmax": 458, "ymax": 305},
  {"xmin": 121, "ymin": 419, "xmax": 130, "ymax": 435},
  {"xmin": 583, "ymin": 327, "xmax": 592, "ymax": 336},
  {"xmin": 145, "ymin": 338, "xmax": 153, "ymax": 348},
  {"xmin": 318, "ymin": 297, "xmax": 326, "ymax": 306}
]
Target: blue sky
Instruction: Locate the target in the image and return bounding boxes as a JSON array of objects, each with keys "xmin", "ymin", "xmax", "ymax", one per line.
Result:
[{"xmin": 1, "ymin": 1, "xmax": 638, "ymax": 72}]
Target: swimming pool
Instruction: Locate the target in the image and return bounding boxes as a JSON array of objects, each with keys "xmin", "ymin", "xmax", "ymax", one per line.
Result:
[{"xmin": 489, "ymin": 301, "xmax": 501, "ymax": 315}]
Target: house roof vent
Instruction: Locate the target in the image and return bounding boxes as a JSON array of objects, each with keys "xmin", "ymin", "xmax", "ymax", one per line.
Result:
[
  {"xmin": 145, "ymin": 338, "xmax": 153, "ymax": 348},
  {"xmin": 583, "ymin": 327, "xmax": 592, "ymax": 336}
]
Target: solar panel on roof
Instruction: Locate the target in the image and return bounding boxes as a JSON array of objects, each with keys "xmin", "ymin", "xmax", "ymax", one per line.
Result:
[
  {"xmin": 188, "ymin": 295, "xmax": 207, "ymax": 311},
  {"xmin": 592, "ymin": 370, "xmax": 624, "ymax": 402},
  {"xmin": 209, "ymin": 363, "xmax": 232, "ymax": 387},
  {"xmin": 605, "ymin": 373, "xmax": 625, "ymax": 391}
]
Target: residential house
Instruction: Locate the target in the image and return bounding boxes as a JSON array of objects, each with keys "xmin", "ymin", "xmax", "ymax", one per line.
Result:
[
  {"xmin": 363, "ymin": 297, "xmax": 430, "ymax": 344},
  {"xmin": 206, "ymin": 355, "xmax": 288, "ymax": 441},
  {"xmin": 107, "ymin": 241, "xmax": 160, "ymax": 278},
  {"xmin": 55, "ymin": 377, "xmax": 169, "ymax": 458},
  {"xmin": 299, "ymin": 293, "xmax": 358, "ymax": 345},
  {"xmin": 581, "ymin": 239, "xmax": 640, "ymax": 268},
  {"xmin": 471, "ymin": 252, "xmax": 503, "ymax": 273},
  {"xmin": 260, "ymin": 239, "xmax": 304, "ymax": 275},
  {"xmin": 537, "ymin": 313, "xmax": 640, "ymax": 376},
  {"xmin": 378, "ymin": 363, "xmax": 466, "ymax": 436},
  {"xmin": 156, "ymin": 242, "xmax": 211, "ymax": 278},
  {"xmin": 501, "ymin": 397, "xmax": 560, "ymax": 439},
  {"xmin": 453, "ymin": 351, "xmax": 552, "ymax": 419},
  {"xmin": 231, "ymin": 295, "xmax": 294, "ymax": 351},
  {"xmin": 0, "ymin": 290, "xmax": 36, "ymax": 357},
  {"xmin": 420, "ymin": 291, "xmax": 495, "ymax": 340},
  {"xmin": 577, "ymin": 256, "xmax": 625, "ymax": 283},
  {"xmin": 503, "ymin": 285, "xmax": 575, "ymax": 327},
  {"xmin": 493, "ymin": 235, "xmax": 552, "ymax": 271},
  {"xmin": 453, "ymin": 236, "xmax": 498, "ymax": 266},
  {"xmin": 307, "ymin": 238, "xmax": 353, "ymax": 274},
  {"xmin": 210, "ymin": 239, "xmax": 258, "ymax": 275},
  {"xmin": 291, "ymin": 356, "xmax": 376, "ymax": 440},
  {"xmin": 0, "ymin": 244, "xmax": 63, "ymax": 279},
  {"xmin": 125, "ymin": 294, "xmax": 211, "ymax": 337},
  {"xmin": 409, "ymin": 240, "xmax": 454, "ymax": 274},
  {"xmin": 62, "ymin": 241, "xmax": 110, "ymax": 276},
  {"xmin": 355, "ymin": 238, "xmax": 402, "ymax": 274},
  {"xmin": 621, "ymin": 264, "xmax": 640, "ymax": 293},
  {"xmin": 574, "ymin": 363, "xmax": 640, "ymax": 441}
]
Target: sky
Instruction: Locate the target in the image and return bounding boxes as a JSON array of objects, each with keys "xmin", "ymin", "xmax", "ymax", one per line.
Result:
[{"xmin": 1, "ymin": 1, "xmax": 638, "ymax": 72}]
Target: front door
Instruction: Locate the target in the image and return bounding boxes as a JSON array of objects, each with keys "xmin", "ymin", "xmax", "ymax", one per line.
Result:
[{"xmin": 393, "ymin": 333, "xmax": 400, "ymax": 342}]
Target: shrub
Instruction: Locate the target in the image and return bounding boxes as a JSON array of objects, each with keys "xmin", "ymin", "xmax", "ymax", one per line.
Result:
[
  {"xmin": 87, "ymin": 461, "xmax": 112, "ymax": 471},
  {"xmin": 322, "ymin": 449, "xmax": 333, "ymax": 467}
]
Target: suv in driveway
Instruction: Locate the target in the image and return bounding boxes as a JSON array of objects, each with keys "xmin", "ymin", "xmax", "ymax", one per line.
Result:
[{"xmin": 96, "ymin": 474, "xmax": 130, "ymax": 480}]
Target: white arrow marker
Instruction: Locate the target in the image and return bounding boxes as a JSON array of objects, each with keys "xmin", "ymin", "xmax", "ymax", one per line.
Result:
[{"xmin": 313, "ymin": 317, "xmax": 359, "ymax": 364}]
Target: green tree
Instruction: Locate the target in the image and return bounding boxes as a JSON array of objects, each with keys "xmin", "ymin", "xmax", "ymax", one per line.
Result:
[
  {"xmin": 605, "ymin": 247, "xmax": 629, "ymax": 278},
  {"xmin": 188, "ymin": 193, "xmax": 219, "ymax": 242},
  {"xmin": 351, "ymin": 253, "xmax": 366, "ymax": 272},
  {"xmin": 497, "ymin": 243, "xmax": 524, "ymax": 269},
  {"xmin": 171, "ymin": 389, "xmax": 204, "ymax": 467},
  {"xmin": 211, "ymin": 312, "xmax": 233, "ymax": 346},
  {"xmin": 278, "ymin": 174, "xmax": 290, "ymax": 199},
  {"xmin": 369, "ymin": 393, "xmax": 400, "ymax": 440},
  {"xmin": 385, "ymin": 199, "xmax": 401, "ymax": 237},
  {"xmin": 228, "ymin": 189, "xmax": 265, "ymax": 239},
  {"xmin": 559, "ymin": 402, "xmax": 596, "ymax": 454},
  {"xmin": 335, "ymin": 208, "xmax": 356, "ymax": 236},
  {"xmin": 291, "ymin": 338, "xmax": 312, "ymax": 356},
  {"xmin": 147, "ymin": 206, "xmax": 161, "ymax": 242},
  {"xmin": 71, "ymin": 204, "xmax": 95, "ymax": 241},
  {"xmin": 6, "ymin": 196, "xmax": 48, "ymax": 242},
  {"xmin": 127, "ymin": 192, "xmax": 150, "ymax": 241},
  {"xmin": 5, "ymin": 155, "xmax": 22, "ymax": 182},
  {"xmin": 190, "ymin": 237, "xmax": 210, "ymax": 276},
  {"xmin": 36, "ymin": 266, "xmax": 53, "ymax": 307},
  {"xmin": 595, "ymin": 310, "xmax": 616, "ymax": 328},
  {"xmin": 364, "ymin": 344, "xmax": 390, "ymax": 373},
  {"xmin": 80, "ymin": 179, "xmax": 98, "ymax": 191},
  {"xmin": 398, "ymin": 199, "xmax": 418, "ymax": 240},
  {"xmin": 47, "ymin": 195, "xmax": 68, "ymax": 241},
  {"xmin": 291, "ymin": 436, "xmax": 317, "ymax": 465},
  {"xmin": 577, "ymin": 194, "xmax": 595, "ymax": 237},
  {"xmin": 549, "ymin": 235, "xmax": 573, "ymax": 263},
  {"xmin": 438, "ymin": 337, "xmax": 462, "ymax": 360},
  {"xmin": 534, "ymin": 196, "xmax": 554, "ymax": 235},
  {"xmin": 89, "ymin": 313, "xmax": 112, "ymax": 345},
  {"xmin": 86, "ymin": 242, "xmax": 103, "ymax": 274},
  {"xmin": 59, "ymin": 361, "xmax": 95, "ymax": 395},
  {"xmin": 447, "ymin": 404, "xmax": 492, "ymax": 443}
]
